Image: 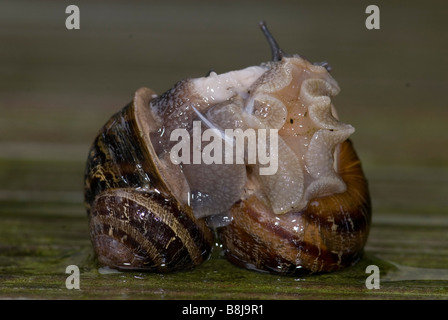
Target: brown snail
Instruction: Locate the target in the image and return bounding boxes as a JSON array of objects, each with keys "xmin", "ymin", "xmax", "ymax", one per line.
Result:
[{"xmin": 84, "ymin": 22, "xmax": 371, "ymax": 275}]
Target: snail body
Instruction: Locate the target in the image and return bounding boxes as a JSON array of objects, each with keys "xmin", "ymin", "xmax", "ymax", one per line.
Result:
[{"xmin": 84, "ymin": 22, "xmax": 371, "ymax": 274}]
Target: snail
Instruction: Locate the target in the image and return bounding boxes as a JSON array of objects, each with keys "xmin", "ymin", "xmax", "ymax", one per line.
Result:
[{"xmin": 84, "ymin": 22, "xmax": 371, "ymax": 275}]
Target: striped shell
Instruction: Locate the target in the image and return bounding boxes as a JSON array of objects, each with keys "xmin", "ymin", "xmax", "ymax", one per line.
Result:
[
  {"xmin": 84, "ymin": 88, "xmax": 213, "ymax": 272},
  {"xmin": 84, "ymin": 23, "xmax": 371, "ymax": 274},
  {"xmin": 218, "ymin": 139, "xmax": 371, "ymax": 274}
]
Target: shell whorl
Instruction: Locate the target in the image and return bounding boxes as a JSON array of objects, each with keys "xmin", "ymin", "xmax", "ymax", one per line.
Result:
[
  {"xmin": 218, "ymin": 139, "xmax": 371, "ymax": 275},
  {"xmin": 84, "ymin": 23, "xmax": 371, "ymax": 275},
  {"xmin": 84, "ymin": 88, "xmax": 213, "ymax": 272}
]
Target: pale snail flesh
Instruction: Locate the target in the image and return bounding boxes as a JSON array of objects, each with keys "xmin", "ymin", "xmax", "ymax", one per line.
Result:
[{"xmin": 84, "ymin": 22, "xmax": 371, "ymax": 274}]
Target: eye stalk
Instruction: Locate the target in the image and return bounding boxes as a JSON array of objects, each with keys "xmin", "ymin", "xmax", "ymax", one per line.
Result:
[
  {"xmin": 258, "ymin": 20, "xmax": 286, "ymax": 62},
  {"xmin": 259, "ymin": 20, "xmax": 333, "ymax": 72}
]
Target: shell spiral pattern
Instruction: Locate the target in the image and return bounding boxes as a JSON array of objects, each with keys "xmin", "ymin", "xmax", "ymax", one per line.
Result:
[
  {"xmin": 84, "ymin": 22, "xmax": 371, "ymax": 274},
  {"xmin": 84, "ymin": 89, "xmax": 213, "ymax": 271},
  {"xmin": 218, "ymin": 139, "xmax": 371, "ymax": 274}
]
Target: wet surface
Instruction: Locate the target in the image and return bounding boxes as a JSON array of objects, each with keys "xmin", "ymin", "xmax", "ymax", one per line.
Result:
[{"xmin": 1, "ymin": 0, "xmax": 448, "ymax": 299}]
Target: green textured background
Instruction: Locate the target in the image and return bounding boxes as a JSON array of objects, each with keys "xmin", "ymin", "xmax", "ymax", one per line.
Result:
[{"xmin": 1, "ymin": 0, "xmax": 448, "ymax": 299}]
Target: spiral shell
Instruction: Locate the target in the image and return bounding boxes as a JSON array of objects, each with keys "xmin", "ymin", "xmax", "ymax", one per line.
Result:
[
  {"xmin": 84, "ymin": 88, "xmax": 213, "ymax": 271},
  {"xmin": 219, "ymin": 140, "xmax": 371, "ymax": 274},
  {"xmin": 84, "ymin": 22, "xmax": 371, "ymax": 275}
]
